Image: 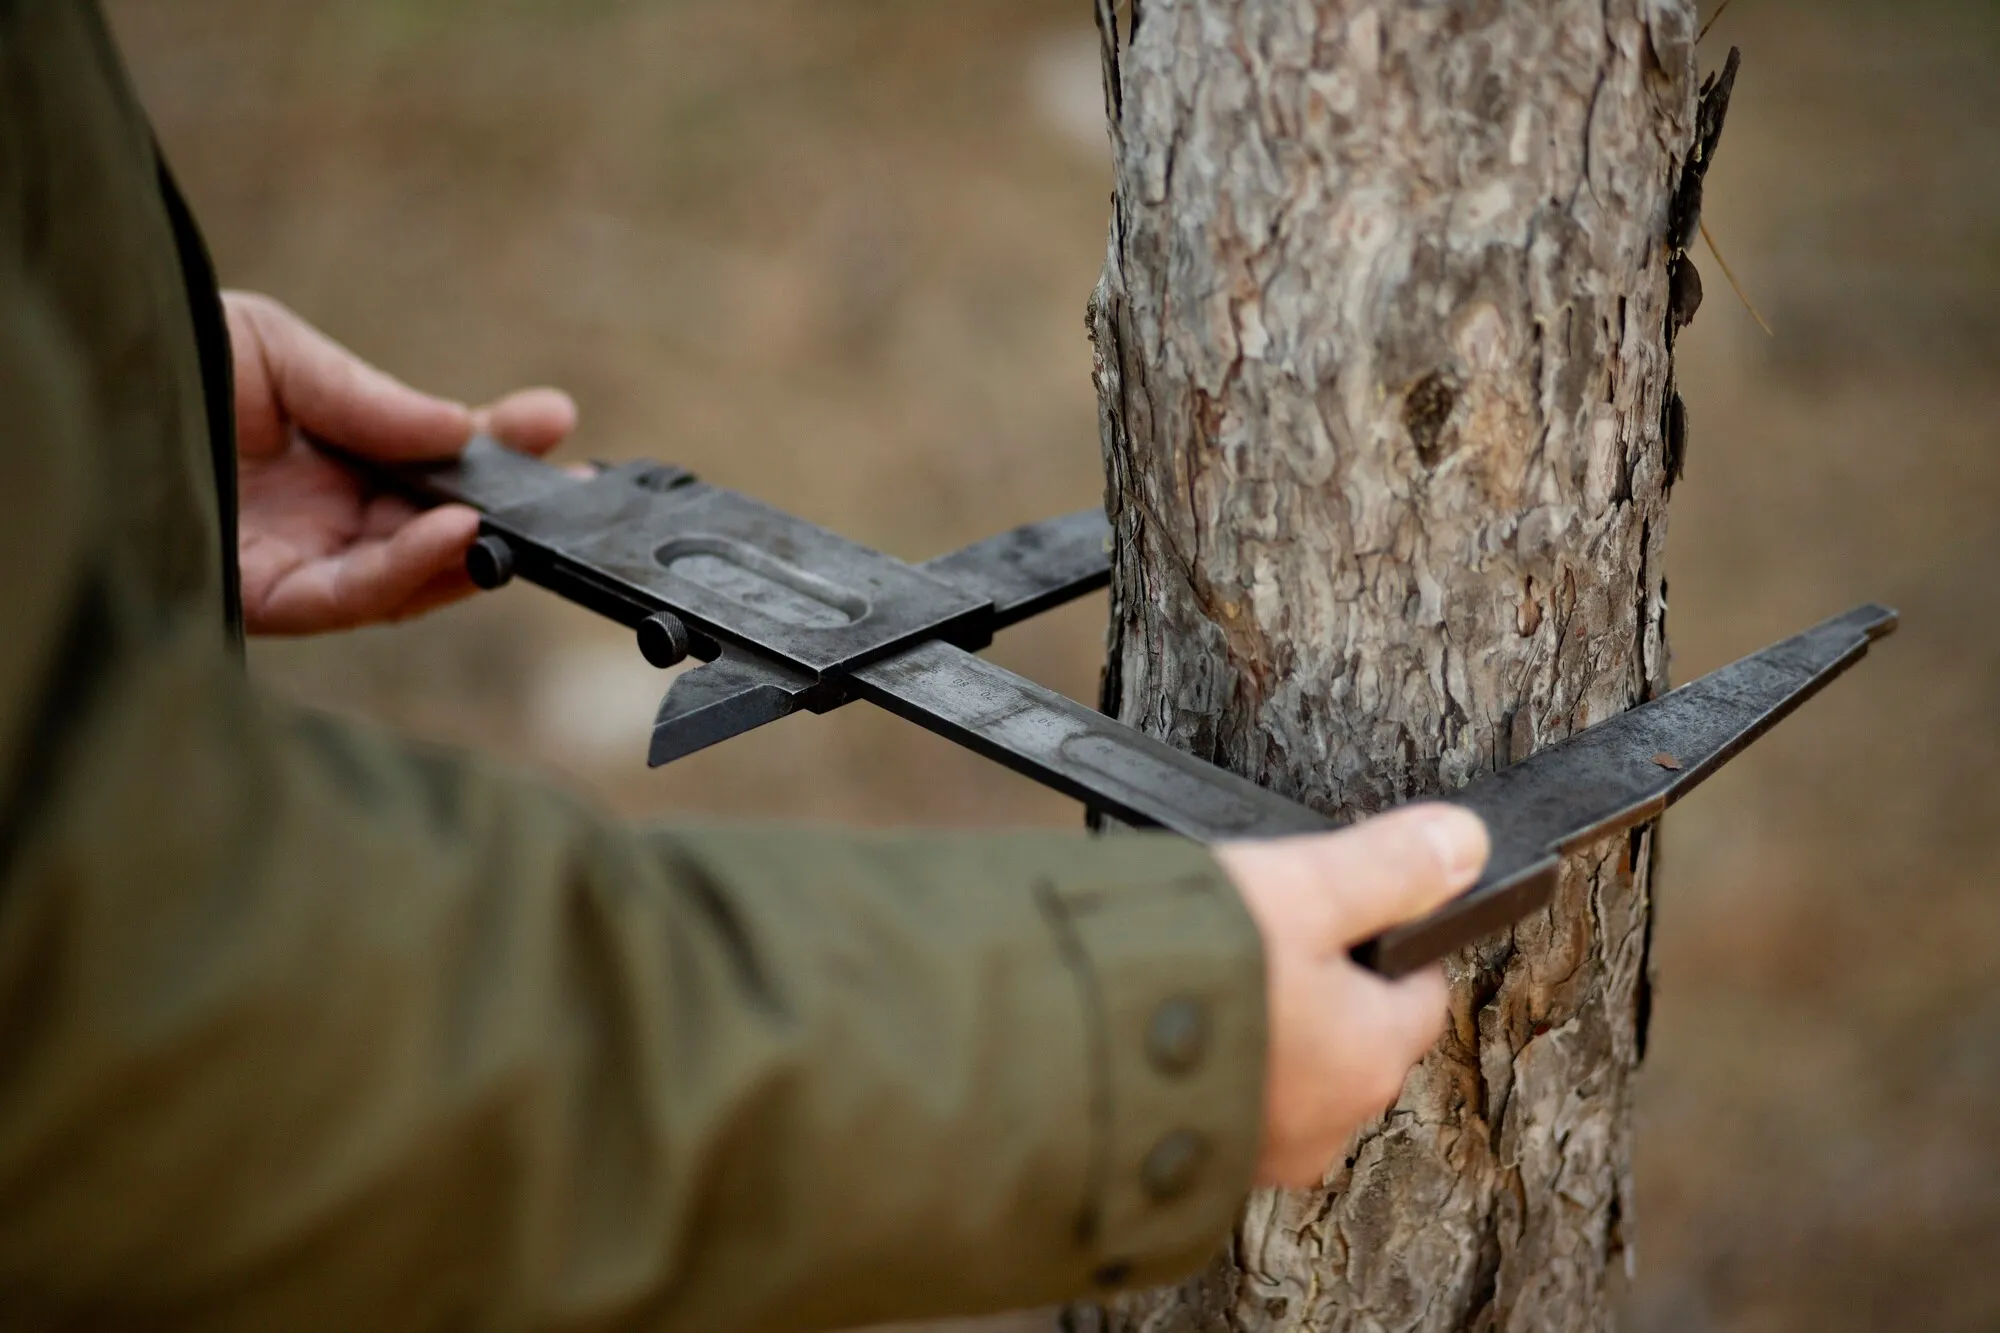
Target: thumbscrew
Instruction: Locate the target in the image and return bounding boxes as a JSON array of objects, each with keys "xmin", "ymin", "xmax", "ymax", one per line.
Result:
[
  {"xmin": 638, "ymin": 612, "xmax": 693, "ymax": 669},
  {"xmin": 467, "ymin": 534, "xmax": 516, "ymax": 590}
]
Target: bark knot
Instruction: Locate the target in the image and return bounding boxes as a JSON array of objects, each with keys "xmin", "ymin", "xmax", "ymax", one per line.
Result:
[{"xmin": 1404, "ymin": 370, "xmax": 1460, "ymax": 467}]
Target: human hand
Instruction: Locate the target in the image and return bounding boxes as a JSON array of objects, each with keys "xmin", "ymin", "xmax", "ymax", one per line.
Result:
[
  {"xmin": 226, "ymin": 292, "xmax": 578, "ymax": 635},
  {"xmin": 1213, "ymin": 804, "xmax": 1488, "ymax": 1188}
]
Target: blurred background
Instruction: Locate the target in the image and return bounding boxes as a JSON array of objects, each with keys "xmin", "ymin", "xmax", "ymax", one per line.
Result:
[{"xmin": 109, "ymin": 1, "xmax": 1998, "ymax": 1328}]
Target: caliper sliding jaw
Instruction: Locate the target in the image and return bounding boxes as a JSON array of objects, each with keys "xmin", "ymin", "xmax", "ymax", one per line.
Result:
[{"xmin": 360, "ymin": 438, "xmax": 1897, "ymax": 978}]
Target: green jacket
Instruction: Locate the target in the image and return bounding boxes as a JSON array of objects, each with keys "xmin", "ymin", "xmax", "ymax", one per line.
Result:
[{"xmin": 0, "ymin": 5, "xmax": 1265, "ymax": 1330}]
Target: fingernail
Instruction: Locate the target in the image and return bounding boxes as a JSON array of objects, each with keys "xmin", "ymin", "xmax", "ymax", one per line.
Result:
[{"xmin": 1420, "ymin": 807, "xmax": 1489, "ymax": 885}]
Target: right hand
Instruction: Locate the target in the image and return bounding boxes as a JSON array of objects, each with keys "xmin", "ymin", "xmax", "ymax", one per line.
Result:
[{"xmin": 1213, "ymin": 804, "xmax": 1488, "ymax": 1189}]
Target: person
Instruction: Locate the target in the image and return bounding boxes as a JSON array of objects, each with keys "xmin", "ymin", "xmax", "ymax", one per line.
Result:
[{"xmin": 0, "ymin": 4, "xmax": 1489, "ymax": 1331}]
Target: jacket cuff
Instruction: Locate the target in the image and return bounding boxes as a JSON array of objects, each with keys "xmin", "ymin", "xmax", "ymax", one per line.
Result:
[{"xmin": 1036, "ymin": 836, "xmax": 1266, "ymax": 1290}]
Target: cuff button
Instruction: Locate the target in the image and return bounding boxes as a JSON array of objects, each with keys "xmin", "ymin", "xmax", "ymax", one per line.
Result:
[
  {"xmin": 1140, "ymin": 1128, "xmax": 1210, "ymax": 1203},
  {"xmin": 1146, "ymin": 995, "xmax": 1210, "ymax": 1076}
]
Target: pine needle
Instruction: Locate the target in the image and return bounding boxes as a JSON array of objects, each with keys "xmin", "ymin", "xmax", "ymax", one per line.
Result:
[
  {"xmin": 1700, "ymin": 218, "xmax": 1773, "ymax": 336},
  {"xmin": 1697, "ymin": 0, "xmax": 1737, "ymax": 45}
]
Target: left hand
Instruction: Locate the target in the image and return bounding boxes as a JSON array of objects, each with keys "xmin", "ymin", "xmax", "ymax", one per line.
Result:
[
  {"xmin": 227, "ymin": 292, "xmax": 577, "ymax": 635},
  {"xmin": 1214, "ymin": 804, "xmax": 1484, "ymax": 1188}
]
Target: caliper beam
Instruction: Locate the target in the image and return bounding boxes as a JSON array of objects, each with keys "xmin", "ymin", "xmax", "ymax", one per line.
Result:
[{"xmin": 349, "ymin": 438, "xmax": 1897, "ymax": 977}]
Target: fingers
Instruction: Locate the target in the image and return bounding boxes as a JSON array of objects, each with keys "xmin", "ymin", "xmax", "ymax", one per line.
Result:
[
  {"xmin": 252, "ymin": 505, "xmax": 482, "ymax": 635},
  {"xmin": 226, "ymin": 291, "xmax": 580, "ymax": 472},
  {"xmin": 227, "ymin": 293, "xmax": 474, "ymax": 463},
  {"xmin": 390, "ymin": 565, "xmax": 481, "ymax": 623},
  {"xmin": 336, "ymin": 505, "xmax": 483, "ymax": 626},
  {"xmin": 474, "ymin": 387, "xmax": 578, "ymax": 456},
  {"xmin": 1357, "ymin": 964, "xmax": 1451, "ymax": 1076},
  {"xmin": 1254, "ymin": 958, "xmax": 1452, "ymax": 1190}
]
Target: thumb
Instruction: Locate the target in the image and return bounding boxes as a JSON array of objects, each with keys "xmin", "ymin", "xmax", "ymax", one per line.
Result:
[
  {"xmin": 1313, "ymin": 804, "xmax": 1489, "ymax": 946},
  {"xmin": 227, "ymin": 292, "xmax": 473, "ymax": 462},
  {"xmin": 1223, "ymin": 804, "xmax": 1489, "ymax": 953}
]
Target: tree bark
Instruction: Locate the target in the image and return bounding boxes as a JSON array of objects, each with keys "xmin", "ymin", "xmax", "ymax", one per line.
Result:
[{"xmin": 1078, "ymin": 2, "xmax": 1701, "ymax": 1329}]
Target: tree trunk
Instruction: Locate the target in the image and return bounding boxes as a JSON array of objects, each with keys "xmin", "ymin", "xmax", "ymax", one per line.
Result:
[{"xmin": 1079, "ymin": 2, "xmax": 1701, "ymax": 1329}]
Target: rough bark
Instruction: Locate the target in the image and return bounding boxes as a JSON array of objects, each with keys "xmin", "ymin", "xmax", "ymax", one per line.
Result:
[{"xmin": 1077, "ymin": 2, "xmax": 1702, "ymax": 1329}]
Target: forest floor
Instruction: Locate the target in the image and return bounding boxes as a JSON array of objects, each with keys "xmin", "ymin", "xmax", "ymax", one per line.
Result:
[{"xmin": 112, "ymin": 1, "xmax": 2000, "ymax": 1328}]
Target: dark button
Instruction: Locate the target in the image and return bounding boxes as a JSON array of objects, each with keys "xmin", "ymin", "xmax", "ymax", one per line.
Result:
[
  {"xmin": 465, "ymin": 534, "xmax": 516, "ymax": 590},
  {"xmin": 1093, "ymin": 1260, "xmax": 1133, "ymax": 1289},
  {"xmin": 1140, "ymin": 1128, "xmax": 1209, "ymax": 1202},
  {"xmin": 637, "ymin": 612, "xmax": 693, "ymax": 669},
  {"xmin": 1146, "ymin": 995, "xmax": 1209, "ymax": 1076}
]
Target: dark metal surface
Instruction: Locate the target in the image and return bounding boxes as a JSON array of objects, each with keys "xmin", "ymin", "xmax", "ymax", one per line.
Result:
[
  {"xmin": 851, "ymin": 641, "xmax": 1337, "ymax": 841},
  {"xmin": 385, "ymin": 432, "xmax": 583, "ymax": 512},
  {"xmin": 344, "ymin": 437, "xmax": 1897, "ymax": 979},
  {"xmin": 639, "ymin": 509, "xmax": 1117, "ymax": 764},
  {"xmin": 363, "ymin": 437, "xmax": 991, "ymax": 671},
  {"xmin": 649, "ymin": 647, "xmax": 820, "ymax": 767},
  {"xmin": 1356, "ymin": 603, "xmax": 1900, "ymax": 976},
  {"xmin": 919, "ymin": 509, "xmax": 1111, "ymax": 629},
  {"xmin": 482, "ymin": 467, "xmax": 991, "ymax": 675}
]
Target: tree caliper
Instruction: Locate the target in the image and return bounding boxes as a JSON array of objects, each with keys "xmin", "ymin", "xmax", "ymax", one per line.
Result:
[{"xmin": 362, "ymin": 438, "xmax": 1896, "ymax": 977}]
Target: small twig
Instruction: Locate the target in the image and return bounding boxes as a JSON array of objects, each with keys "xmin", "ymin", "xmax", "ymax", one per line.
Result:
[
  {"xmin": 1697, "ymin": 0, "xmax": 1737, "ymax": 45},
  {"xmin": 1700, "ymin": 218, "xmax": 1773, "ymax": 336}
]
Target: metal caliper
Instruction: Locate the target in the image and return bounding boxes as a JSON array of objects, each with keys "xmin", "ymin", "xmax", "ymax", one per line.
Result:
[{"xmin": 358, "ymin": 437, "xmax": 1897, "ymax": 977}]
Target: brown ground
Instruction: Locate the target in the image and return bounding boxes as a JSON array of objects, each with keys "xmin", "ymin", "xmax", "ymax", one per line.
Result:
[{"xmin": 108, "ymin": 1, "xmax": 2000, "ymax": 1328}]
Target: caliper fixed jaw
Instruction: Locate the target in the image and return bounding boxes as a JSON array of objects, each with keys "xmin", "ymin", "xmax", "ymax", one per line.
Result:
[{"xmin": 1352, "ymin": 601, "xmax": 1900, "ymax": 977}]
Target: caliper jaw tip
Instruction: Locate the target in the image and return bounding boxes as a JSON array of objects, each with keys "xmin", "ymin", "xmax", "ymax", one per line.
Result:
[
  {"xmin": 1851, "ymin": 602, "xmax": 1900, "ymax": 641},
  {"xmin": 647, "ymin": 650, "xmax": 819, "ymax": 768}
]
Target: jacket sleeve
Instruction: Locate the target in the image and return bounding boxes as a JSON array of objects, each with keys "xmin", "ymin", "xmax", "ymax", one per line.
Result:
[{"xmin": 0, "ymin": 260, "xmax": 1267, "ymax": 1333}]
